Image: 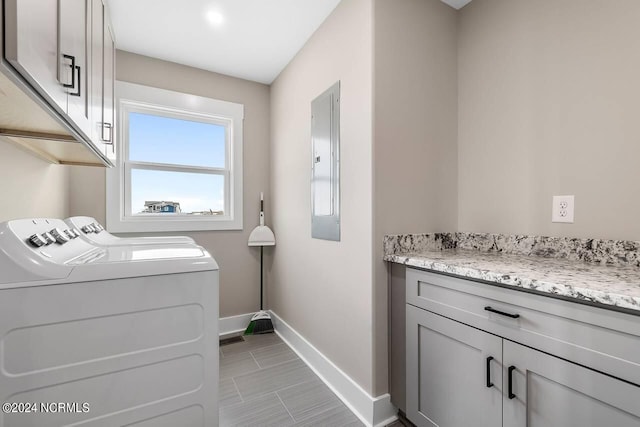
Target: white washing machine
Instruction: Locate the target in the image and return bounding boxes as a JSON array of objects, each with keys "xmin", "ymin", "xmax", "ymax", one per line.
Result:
[
  {"xmin": 0, "ymin": 218, "xmax": 219, "ymax": 427},
  {"xmin": 65, "ymin": 216, "xmax": 196, "ymax": 246}
]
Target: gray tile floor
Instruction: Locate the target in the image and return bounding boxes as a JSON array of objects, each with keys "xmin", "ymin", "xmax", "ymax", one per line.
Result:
[{"xmin": 219, "ymin": 333, "xmax": 365, "ymax": 427}]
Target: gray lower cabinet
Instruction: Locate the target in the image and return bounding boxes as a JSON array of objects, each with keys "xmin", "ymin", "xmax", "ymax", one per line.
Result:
[
  {"xmin": 407, "ymin": 305, "xmax": 502, "ymax": 427},
  {"xmin": 405, "ymin": 268, "xmax": 640, "ymax": 427},
  {"xmin": 503, "ymin": 340, "xmax": 640, "ymax": 427}
]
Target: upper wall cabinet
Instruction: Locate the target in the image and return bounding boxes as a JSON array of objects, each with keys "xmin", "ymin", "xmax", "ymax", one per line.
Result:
[{"xmin": 1, "ymin": 0, "xmax": 116, "ymax": 166}]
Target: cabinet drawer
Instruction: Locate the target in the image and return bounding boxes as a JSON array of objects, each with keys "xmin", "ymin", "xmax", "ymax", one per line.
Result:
[{"xmin": 406, "ymin": 268, "xmax": 640, "ymax": 386}]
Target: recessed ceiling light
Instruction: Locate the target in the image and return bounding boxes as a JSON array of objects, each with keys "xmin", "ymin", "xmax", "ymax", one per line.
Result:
[{"xmin": 206, "ymin": 10, "xmax": 224, "ymax": 26}]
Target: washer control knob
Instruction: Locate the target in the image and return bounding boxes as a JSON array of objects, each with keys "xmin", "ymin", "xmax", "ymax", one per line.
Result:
[
  {"xmin": 93, "ymin": 223, "xmax": 104, "ymax": 232},
  {"xmin": 42, "ymin": 232, "xmax": 56, "ymax": 245},
  {"xmin": 81, "ymin": 225, "xmax": 94, "ymax": 234},
  {"xmin": 50, "ymin": 228, "xmax": 70, "ymax": 244},
  {"xmin": 28, "ymin": 234, "xmax": 47, "ymax": 247},
  {"xmin": 64, "ymin": 229, "xmax": 76, "ymax": 240}
]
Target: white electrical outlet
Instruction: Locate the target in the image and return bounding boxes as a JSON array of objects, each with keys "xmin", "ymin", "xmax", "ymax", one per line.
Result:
[{"xmin": 552, "ymin": 195, "xmax": 575, "ymax": 223}]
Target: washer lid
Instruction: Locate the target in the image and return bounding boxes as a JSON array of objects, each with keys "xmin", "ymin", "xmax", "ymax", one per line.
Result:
[
  {"xmin": 0, "ymin": 218, "xmax": 218, "ymax": 288},
  {"xmin": 66, "ymin": 244, "xmax": 219, "ymax": 283},
  {"xmin": 65, "ymin": 216, "xmax": 196, "ymax": 246}
]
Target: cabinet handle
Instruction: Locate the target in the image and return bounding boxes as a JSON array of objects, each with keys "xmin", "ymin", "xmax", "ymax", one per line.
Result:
[
  {"xmin": 62, "ymin": 54, "xmax": 76, "ymax": 89},
  {"xmin": 484, "ymin": 306, "xmax": 520, "ymax": 319},
  {"xmin": 69, "ymin": 65, "xmax": 81, "ymax": 97},
  {"xmin": 486, "ymin": 356, "xmax": 494, "ymax": 388},
  {"xmin": 102, "ymin": 122, "xmax": 113, "ymax": 144},
  {"xmin": 508, "ymin": 365, "xmax": 517, "ymax": 399}
]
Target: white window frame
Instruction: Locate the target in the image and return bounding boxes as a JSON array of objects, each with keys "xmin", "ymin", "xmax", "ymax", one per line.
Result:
[{"xmin": 106, "ymin": 81, "xmax": 244, "ymax": 233}]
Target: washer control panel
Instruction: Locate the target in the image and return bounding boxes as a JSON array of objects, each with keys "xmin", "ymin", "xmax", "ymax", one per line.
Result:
[
  {"xmin": 3, "ymin": 218, "xmax": 99, "ymax": 264},
  {"xmin": 27, "ymin": 226, "xmax": 80, "ymax": 247},
  {"xmin": 80, "ymin": 222, "xmax": 104, "ymax": 234},
  {"xmin": 28, "ymin": 233, "xmax": 48, "ymax": 247}
]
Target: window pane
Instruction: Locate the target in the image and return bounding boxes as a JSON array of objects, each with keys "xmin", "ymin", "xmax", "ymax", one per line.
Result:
[
  {"xmin": 130, "ymin": 169, "xmax": 225, "ymax": 216},
  {"xmin": 129, "ymin": 112, "xmax": 226, "ymax": 168}
]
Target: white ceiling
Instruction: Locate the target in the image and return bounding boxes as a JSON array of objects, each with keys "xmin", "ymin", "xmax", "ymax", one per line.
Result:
[
  {"xmin": 106, "ymin": 0, "xmax": 471, "ymax": 85},
  {"xmin": 105, "ymin": 0, "xmax": 342, "ymax": 84}
]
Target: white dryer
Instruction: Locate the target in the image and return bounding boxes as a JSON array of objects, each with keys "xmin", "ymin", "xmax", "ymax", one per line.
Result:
[
  {"xmin": 65, "ymin": 216, "xmax": 196, "ymax": 246},
  {"xmin": 0, "ymin": 218, "xmax": 219, "ymax": 427}
]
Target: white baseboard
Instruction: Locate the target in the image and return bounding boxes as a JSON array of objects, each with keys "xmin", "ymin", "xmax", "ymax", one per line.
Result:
[
  {"xmin": 219, "ymin": 312, "xmax": 254, "ymax": 336},
  {"xmin": 270, "ymin": 310, "xmax": 397, "ymax": 427}
]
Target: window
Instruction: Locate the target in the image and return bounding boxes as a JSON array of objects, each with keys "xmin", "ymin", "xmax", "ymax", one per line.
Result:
[{"xmin": 106, "ymin": 81, "xmax": 244, "ymax": 232}]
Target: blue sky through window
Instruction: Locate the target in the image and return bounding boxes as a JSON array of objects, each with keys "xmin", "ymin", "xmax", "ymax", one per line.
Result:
[
  {"xmin": 129, "ymin": 112, "xmax": 226, "ymax": 214},
  {"xmin": 129, "ymin": 113, "xmax": 226, "ymax": 167},
  {"xmin": 131, "ymin": 169, "xmax": 224, "ymax": 214}
]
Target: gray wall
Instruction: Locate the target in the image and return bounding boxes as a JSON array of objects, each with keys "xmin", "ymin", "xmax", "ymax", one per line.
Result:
[
  {"xmin": 372, "ymin": 0, "xmax": 458, "ymax": 396},
  {"xmin": 269, "ymin": 0, "xmax": 375, "ymax": 395},
  {"xmin": 458, "ymin": 0, "xmax": 640, "ymax": 240},
  {"xmin": 69, "ymin": 50, "xmax": 271, "ymax": 318},
  {"xmin": 0, "ymin": 140, "xmax": 69, "ymax": 222}
]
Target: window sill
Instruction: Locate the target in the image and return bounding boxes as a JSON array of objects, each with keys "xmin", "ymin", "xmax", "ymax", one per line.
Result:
[{"xmin": 106, "ymin": 216, "xmax": 243, "ymax": 233}]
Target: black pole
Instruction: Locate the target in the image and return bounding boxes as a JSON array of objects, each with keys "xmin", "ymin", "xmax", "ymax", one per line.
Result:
[{"xmin": 260, "ymin": 245, "xmax": 264, "ymax": 310}]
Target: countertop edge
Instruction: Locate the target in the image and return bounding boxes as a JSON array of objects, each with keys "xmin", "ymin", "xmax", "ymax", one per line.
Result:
[{"xmin": 385, "ymin": 253, "xmax": 640, "ymax": 314}]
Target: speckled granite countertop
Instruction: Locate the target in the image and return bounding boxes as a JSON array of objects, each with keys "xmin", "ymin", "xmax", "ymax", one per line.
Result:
[{"xmin": 384, "ymin": 233, "xmax": 640, "ymax": 313}]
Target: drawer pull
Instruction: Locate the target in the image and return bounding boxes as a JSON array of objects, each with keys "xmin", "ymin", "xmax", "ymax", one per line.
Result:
[
  {"xmin": 508, "ymin": 365, "xmax": 517, "ymax": 399},
  {"xmin": 486, "ymin": 356, "xmax": 494, "ymax": 388},
  {"xmin": 485, "ymin": 306, "xmax": 520, "ymax": 319}
]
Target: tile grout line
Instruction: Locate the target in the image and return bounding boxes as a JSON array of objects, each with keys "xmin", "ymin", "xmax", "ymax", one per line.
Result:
[
  {"xmin": 275, "ymin": 391, "xmax": 297, "ymax": 424},
  {"xmin": 220, "ymin": 352, "xmax": 263, "ymax": 380},
  {"xmin": 226, "ymin": 339, "xmax": 286, "ymax": 406},
  {"xmin": 248, "ymin": 349, "xmax": 263, "ymax": 370},
  {"xmin": 230, "ymin": 376, "xmax": 244, "ymax": 403},
  {"xmin": 271, "ymin": 377, "xmax": 319, "ymax": 396},
  {"xmin": 275, "ymin": 379, "xmax": 352, "ymax": 425},
  {"xmin": 235, "ymin": 353, "xmax": 302, "ymax": 375},
  {"xmin": 222, "ymin": 335, "xmax": 364, "ymax": 425},
  {"xmin": 225, "ymin": 377, "xmax": 319, "ymax": 410},
  {"xmin": 224, "ymin": 341, "xmax": 288, "ymax": 359},
  {"xmin": 251, "ymin": 356, "xmax": 299, "ymax": 371}
]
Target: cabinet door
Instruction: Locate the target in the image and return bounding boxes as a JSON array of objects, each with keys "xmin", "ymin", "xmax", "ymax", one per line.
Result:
[
  {"xmin": 89, "ymin": 0, "xmax": 103, "ymax": 147},
  {"xmin": 88, "ymin": 0, "xmax": 115, "ymax": 159},
  {"xmin": 503, "ymin": 340, "xmax": 640, "ymax": 427},
  {"xmin": 407, "ymin": 305, "xmax": 503, "ymax": 427},
  {"xmin": 59, "ymin": 0, "xmax": 91, "ymax": 136},
  {"xmin": 102, "ymin": 15, "xmax": 116, "ymax": 160},
  {"xmin": 3, "ymin": 0, "xmax": 67, "ymax": 113}
]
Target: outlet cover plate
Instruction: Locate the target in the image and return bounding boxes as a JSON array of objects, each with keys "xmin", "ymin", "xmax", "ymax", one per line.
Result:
[{"xmin": 552, "ymin": 195, "xmax": 575, "ymax": 223}]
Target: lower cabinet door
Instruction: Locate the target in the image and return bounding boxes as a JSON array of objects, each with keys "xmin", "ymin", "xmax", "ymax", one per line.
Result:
[
  {"xmin": 503, "ymin": 340, "xmax": 640, "ymax": 427},
  {"xmin": 406, "ymin": 305, "xmax": 503, "ymax": 427}
]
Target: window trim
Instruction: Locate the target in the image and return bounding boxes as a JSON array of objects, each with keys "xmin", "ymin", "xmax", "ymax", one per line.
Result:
[{"xmin": 106, "ymin": 81, "xmax": 244, "ymax": 233}]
